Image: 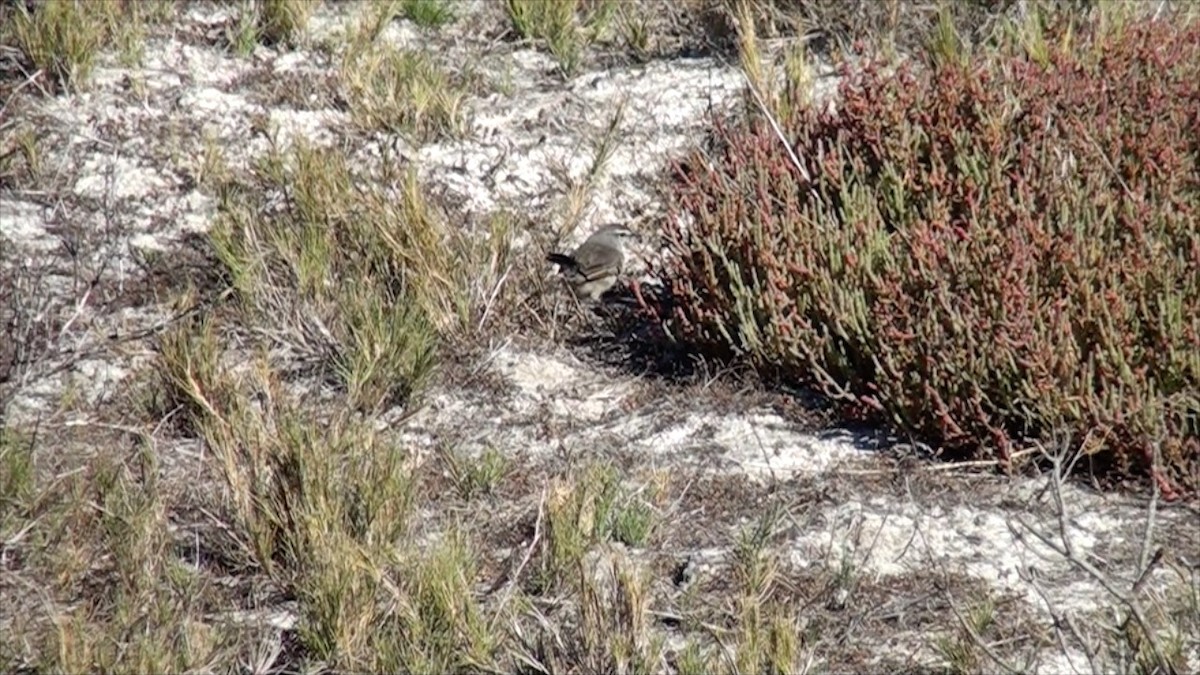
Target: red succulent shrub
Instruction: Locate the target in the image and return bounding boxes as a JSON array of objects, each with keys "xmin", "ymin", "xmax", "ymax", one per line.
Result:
[{"xmin": 655, "ymin": 16, "xmax": 1200, "ymax": 494}]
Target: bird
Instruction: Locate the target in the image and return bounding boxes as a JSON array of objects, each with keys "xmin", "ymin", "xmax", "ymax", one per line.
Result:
[{"xmin": 546, "ymin": 224, "xmax": 640, "ymax": 301}]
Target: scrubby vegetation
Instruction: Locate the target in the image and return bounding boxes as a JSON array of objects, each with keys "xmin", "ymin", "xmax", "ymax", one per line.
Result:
[
  {"xmin": 0, "ymin": 0, "xmax": 175, "ymax": 90},
  {"xmin": 655, "ymin": 11, "xmax": 1200, "ymax": 494},
  {"xmin": 3, "ymin": 1, "xmax": 1198, "ymax": 673}
]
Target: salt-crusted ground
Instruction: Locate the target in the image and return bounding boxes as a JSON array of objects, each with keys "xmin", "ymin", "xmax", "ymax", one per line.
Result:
[{"xmin": 1, "ymin": 2, "xmax": 1196, "ymax": 672}]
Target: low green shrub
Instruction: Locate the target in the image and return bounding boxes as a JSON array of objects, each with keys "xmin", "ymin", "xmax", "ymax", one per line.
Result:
[{"xmin": 655, "ymin": 15, "xmax": 1200, "ymax": 494}]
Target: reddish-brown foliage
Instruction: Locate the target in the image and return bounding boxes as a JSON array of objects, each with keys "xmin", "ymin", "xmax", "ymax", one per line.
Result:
[{"xmin": 656, "ymin": 17, "xmax": 1200, "ymax": 494}]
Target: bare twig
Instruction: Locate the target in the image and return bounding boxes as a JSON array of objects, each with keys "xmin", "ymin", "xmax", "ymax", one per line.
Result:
[
  {"xmin": 1023, "ymin": 563, "xmax": 1101, "ymax": 674},
  {"xmin": 1136, "ymin": 440, "xmax": 1162, "ymax": 579},
  {"xmin": 1014, "ymin": 438, "xmax": 1173, "ymax": 672},
  {"xmin": 916, "ymin": 520, "xmax": 1027, "ymax": 674},
  {"xmin": 493, "ymin": 487, "xmax": 547, "ymax": 616}
]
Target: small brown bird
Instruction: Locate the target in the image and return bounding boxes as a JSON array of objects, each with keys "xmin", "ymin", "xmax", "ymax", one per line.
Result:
[{"xmin": 546, "ymin": 224, "xmax": 639, "ymax": 301}]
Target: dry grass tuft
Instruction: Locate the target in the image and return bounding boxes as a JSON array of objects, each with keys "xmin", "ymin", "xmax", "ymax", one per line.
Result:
[
  {"xmin": 504, "ymin": 0, "xmax": 617, "ymax": 76},
  {"xmin": 139, "ymin": 137, "xmax": 517, "ymax": 670},
  {"xmin": 256, "ymin": 0, "xmax": 319, "ymax": 47},
  {"xmin": 400, "ymin": 0, "xmax": 457, "ymax": 29},
  {"xmin": 206, "ymin": 140, "xmax": 512, "ymax": 408},
  {"xmin": 340, "ymin": 17, "xmax": 471, "ymax": 141},
  {"xmin": 0, "ymin": 0, "xmax": 175, "ymax": 91},
  {"xmin": 225, "ymin": 0, "xmax": 318, "ymax": 54}
]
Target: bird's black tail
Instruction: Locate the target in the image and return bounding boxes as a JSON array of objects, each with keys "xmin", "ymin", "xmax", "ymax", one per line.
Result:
[{"xmin": 546, "ymin": 253, "xmax": 576, "ymax": 269}]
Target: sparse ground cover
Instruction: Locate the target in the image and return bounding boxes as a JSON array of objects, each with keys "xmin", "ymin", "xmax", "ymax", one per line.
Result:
[{"xmin": 1, "ymin": 1, "xmax": 1197, "ymax": 674}]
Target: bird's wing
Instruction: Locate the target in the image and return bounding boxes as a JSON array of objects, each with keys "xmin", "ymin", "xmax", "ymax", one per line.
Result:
[{"xmin": 572, "ymin": 246, "xmax": 621, "ymax": 280}]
